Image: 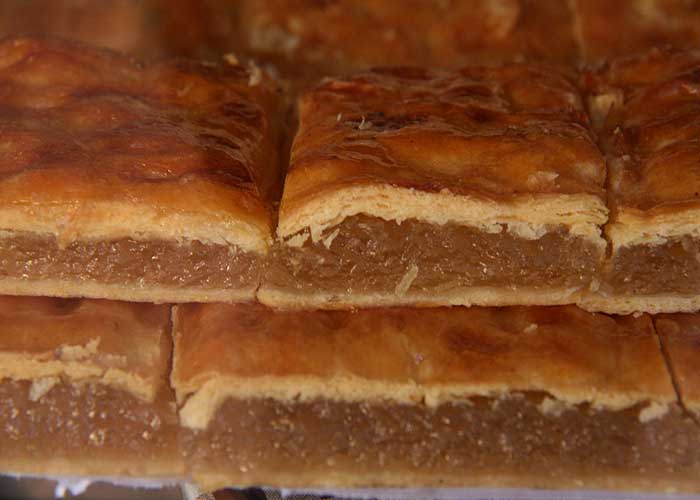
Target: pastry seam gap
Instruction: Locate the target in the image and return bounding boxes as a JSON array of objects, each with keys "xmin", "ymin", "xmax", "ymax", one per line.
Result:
[{"xmin": 652, "ymin": 317, "xmax": 700, "ymax": 427}]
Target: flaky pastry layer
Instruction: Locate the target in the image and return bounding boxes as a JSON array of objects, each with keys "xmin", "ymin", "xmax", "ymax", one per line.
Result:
[
  {"xmin": 0, "ymin": 36, "xmax": 281, "ymax": 255},
  {"xmin": 278, "ymin": 184, "xmax": 607, "ymax": 242},
  {"xmin": 0, "ymin": 296, "xmax": 170, "ymax": 402},
  {"xmin": 173, "ymin": 303, "xmax": 674, "ymax": 430}
]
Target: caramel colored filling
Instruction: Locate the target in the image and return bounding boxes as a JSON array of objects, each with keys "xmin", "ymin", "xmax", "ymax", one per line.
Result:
[
  {"xmin": 183, "ymin": 393, "xmax": 699, "ymax": 486},
  {"xmin": 265, "ymin": 216, "xmax": 602, "ymax": 297},
  {"xmin": 604, "ymin": 236, "xmax": 700, "ymax": 296},
  {"xmin": 0, "ymin": 380, "xmax": 180, "ymax": 474},
  {"xmin": 0, "ymin": 231, "xmax": 261, "ymax": 290}
]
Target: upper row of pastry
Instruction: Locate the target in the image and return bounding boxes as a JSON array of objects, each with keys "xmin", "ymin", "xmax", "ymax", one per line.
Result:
[{"xmin": 0, "ymin": 35, "xmax": 697, "ymax": 315}]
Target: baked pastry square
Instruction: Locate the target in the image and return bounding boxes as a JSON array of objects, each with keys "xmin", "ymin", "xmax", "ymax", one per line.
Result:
[
  {"xmin": 0, "ymin": 296, "xmax": 182, "ymax": 478},
  {"xmin": 0, "ymin": 36, "xmax": 281, "ymax": 303},
  {"xmin": 0, "ymin": 1, "xmax": 232, "ymax": 60},
  {"xmin": 259, "ymin": 65, "xmax": 608, "ymax": 309},
  {"xmin": 239, "ymin": 0, "xmax": 578, "ymax": 84},
  {"xmin": 655, "ymin": 313, "xmax": 700, "ymax": 420},
  {"xmin": 572, "ymin": 0, "xmax": 700, "ymax": 62},
  {"xmin": 173, "ymin": 303, "xmax": 700, "ymax": 492},
  {"xmin": 581, "ymin": 49, "xmax": 700, "ymax": 314}
]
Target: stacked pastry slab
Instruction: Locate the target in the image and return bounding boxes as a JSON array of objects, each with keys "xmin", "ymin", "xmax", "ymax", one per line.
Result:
[{"xmin": 0, "ymin": 23, "xmax": 699, "ymax": 500}]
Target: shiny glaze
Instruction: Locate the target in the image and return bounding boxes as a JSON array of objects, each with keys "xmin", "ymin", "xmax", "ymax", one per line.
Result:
[
  {"xmin": 282, "ymin": 65, "xmax": 605, "ymax": 219},
  {"xmin": 0, "ymin": 295, "xmax": 170, "ymax": 383},
  {"xmin": 0, "ymin": 36, "xmax": 281, "ymax": 234},
  {"xmin": 174, "ymin": 303, "xmax": 670, "ymax": 403},
  {"xmin": 588, "ymin": 48, "xmax": 700, "ymax": 215}
]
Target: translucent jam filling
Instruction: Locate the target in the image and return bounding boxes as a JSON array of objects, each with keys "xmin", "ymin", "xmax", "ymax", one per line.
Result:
[
  {"xmin": 0, "ymin": 380, "xmax": 179, "ymax": 472},
  {"xmin": 0, "ymin": 231, "xmax": 261, "ymax": 290},
  {"xmin": 604, "ymin": 236, "xmax": 700, "ymax": 296},
  {"xmin": 265, "ymin": 216, "xmax": 602, "ymax": 296},
  {"xmin": 183, "ymin": 394, "xmax": 698, "ymax": 483}
]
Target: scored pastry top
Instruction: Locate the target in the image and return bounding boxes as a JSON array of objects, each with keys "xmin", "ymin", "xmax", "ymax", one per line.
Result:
[
  {"xmin": 654, "ymin": 314, "xmax": 700, "ymax": 413},
  {"xmin": 0, "ymin": 296, "xmax": 171, "ymax": 402},
  {"xmin": 0, "ymin": 36, "xmax": 281, "ymax": 254},
  {"xmin": 278, "ymin": 65, "xmax": 607, "ymax": 241},
  {"xmin": 173, "ymin": 303, "xmax": 674, "ymax": 429},
  {"xmin": 586, "ymin": 48, "xmax": 700, "ymax": 247}
]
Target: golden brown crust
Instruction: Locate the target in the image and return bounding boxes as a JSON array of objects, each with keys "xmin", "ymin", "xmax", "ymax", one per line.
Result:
[
  {"xmin": 655, "ymin": 314, "xmax": 700, "ymax": 414},
  {"xmin": 572, "ymin": 0, "xmax": 700, "ymax": 62},
  {"xmin": 0, "ymin": 36, "xmax": 281, "ymax": 255},
  {"xmin": 586, "ymin": 48, "xmax": 700, "ymax": 248},
  {"xmin": 239, "ymin": 0, "xmax": 578, "ymax": 84},
  {"xmin": 278, "ymin": 65, "xmax": 607, "ymax": 239},
  {"xmin": 0, "ymin": 296, "xmax": 170, "ymax": 402},
  {"xmin": 172, "ymin": 303, "xmax": 673, "ymax": 430}
]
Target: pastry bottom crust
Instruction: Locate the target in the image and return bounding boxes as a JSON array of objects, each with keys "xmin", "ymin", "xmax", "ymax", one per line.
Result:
[
  {"xmin": 0, "ymin": 379, "xmax": 183, "ymax": 478},
  {"xmin": 580, "ymin": 294, "xmax": 700, "ymax": 315},
  {"xmin": 0, "ymin": 277, "xmax": 256, "ymax": 304},
  {"xmin": 258, "ymin": 286, "xmax": 582, "ymax": 310},
  {"xmin": 262, "ymin": 215, "xmax": 603, "ymax": 309},
  {"xmin": 0, "ymin": 230, "xmax": 262, "ymax": 302},
  {"xmin": 182, "ymin": 394, "xmax": 700, "ymax": 492}
]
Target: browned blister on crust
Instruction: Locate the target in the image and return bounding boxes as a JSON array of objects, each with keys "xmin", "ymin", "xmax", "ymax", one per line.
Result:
[
  {"xmin": 581, "ymin": 48, "xmax": 700, "ymax": 314},
  {"xmin": 0, "ymin": 36, "xmax": 282, "ymax": 302},
  {"xmin": 260, "ymin": 65, "xmax": 607, "ymax": 309},
  {"xmin": 173, "ymin": 303, "xmax": 700, "ymax": 492},
  {"xmin": 572, "ymin": 0, "xmax": 700, "ymax": 62},
  {"xmin": 0, "ymin": 296, "xmax": 183, "ymax": 478}
]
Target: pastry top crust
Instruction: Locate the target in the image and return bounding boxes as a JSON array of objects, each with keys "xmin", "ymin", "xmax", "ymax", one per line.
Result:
[
  {"xmin": 573, "ymin": 0, "xmax": 700, "ymax": 62},
  {"xmin": 0, "ymin": 36, "xmax": 281, "ymax": 254},
  {"xmin": 278, "ymin": 65, "xmax": 607, "ymax": 239},
  {"xmin": 173, "ymin": 303, "xmax": 673, "ymax": 429},
  {"xmin": 240, "ymin": 0, "xmax": 577, "ymax": 83},
  {"xmin": 0, "ymin": 296, "xmax": 170, "ymax": 402},
  {"xmin": 654, "ymin": 314, "xmax": 700, "ymax": 413},
  {"xmin": 585, "ymin": 48, "xmax": 700, "ymax": 247}
]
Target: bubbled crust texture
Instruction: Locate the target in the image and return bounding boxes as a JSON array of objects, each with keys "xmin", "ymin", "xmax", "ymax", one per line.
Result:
[
  {"xmin": 279, "ymin": 65, "xmax": 606, "ymax": 237},
  {"xmin": 173, "ymin": 303, "xmax": 673, "ymax": 422},
  {"xmin": 0, "ymin": 36, "xmax": 280, "ymax": 252},
  {"xmin": 0, "ymin": 296, "xmax": 171, "ymax": 401},
  {"xmin": 587, "ymin": 48, "xmax": 700, "ymax": 219}
]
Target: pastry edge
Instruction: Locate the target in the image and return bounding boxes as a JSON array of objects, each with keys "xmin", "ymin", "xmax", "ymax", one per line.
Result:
[
  {"xmin": 0, "ymin": 203, "xmax": 270, "ymax": 255},
  {"xmin": 0, "ymin": 457, "xmax": 185, "ymax": 480},
  {"xmin": 0, "ymin": 278, "xmax": 257, "ymax": 304},
  {"xmin": 256, "ymin": 286, "xmax": 586, "ymax": 310},
  {"xmin": 0, "ymin": 353, "xmax": 159, "ymax": 402},
  {"xmin": 579, "ymin": 293, "xmax": 700, "ymax": 315},
  {"xmin": 607, "ymin": 207, "xmax": 700, "ymax": 250},
  {"xmin": 277, "ymin": 184, "xmax": 608, "ymax": 242},
  {"xmin": 175, "ymin": 374, "xmax": 674, "ymax": 431},
  {"xmin": 192, "ymin": 469, "xmax": 700, "ymax": 493}
]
